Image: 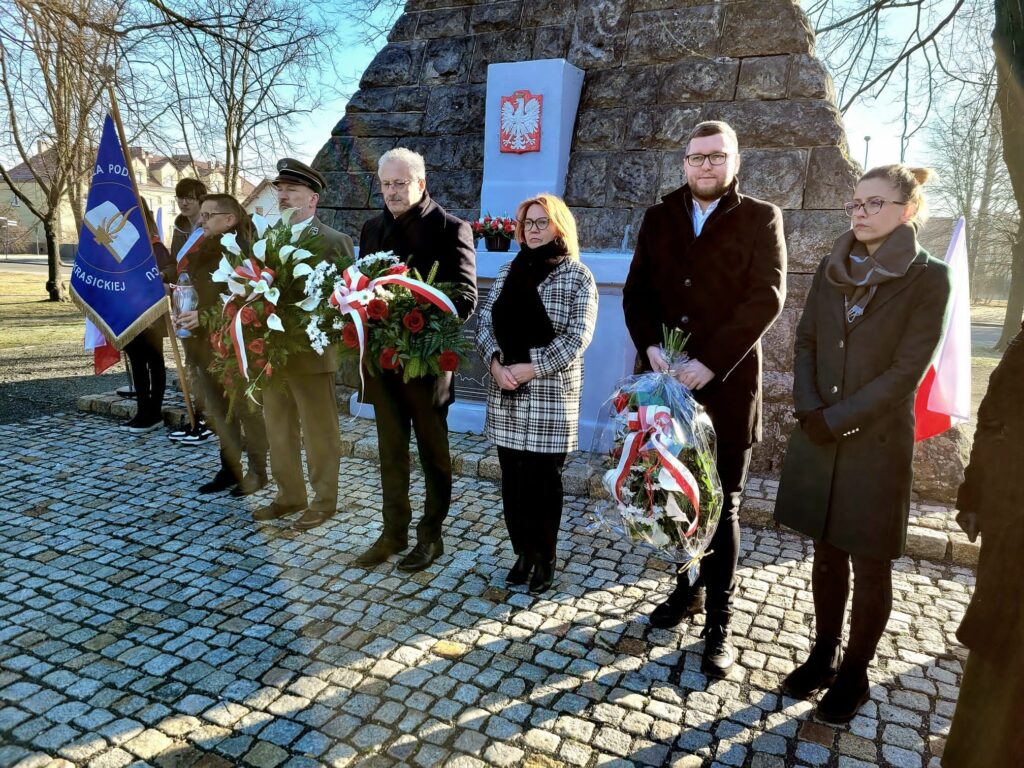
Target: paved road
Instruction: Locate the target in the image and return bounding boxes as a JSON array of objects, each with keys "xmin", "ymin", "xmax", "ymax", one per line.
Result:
[
  {"xmin": 0, "ymin": 412, "xmax": 970, "ymax": 768},
  {"xmin": 0, "ymin": 256, "xmax": 74, "ymax": 275}
]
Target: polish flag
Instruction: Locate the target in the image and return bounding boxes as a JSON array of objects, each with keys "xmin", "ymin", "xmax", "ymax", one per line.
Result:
[
  {"xmin": 915, "ymin": 216, "xmax": 971, "ymax": 441},
  {"xmin": 84, "ymin": 318, "xmax": 120, "ymax": 375}
]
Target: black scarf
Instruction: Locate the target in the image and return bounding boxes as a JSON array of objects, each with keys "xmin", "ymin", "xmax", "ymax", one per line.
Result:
[
  {"xmin": 378, "ymin": 192, "xmax": 433, "ymax": 266},
  {"xmin": 491, "ymin": 240, "xmax": 568, "ymax": 366}
]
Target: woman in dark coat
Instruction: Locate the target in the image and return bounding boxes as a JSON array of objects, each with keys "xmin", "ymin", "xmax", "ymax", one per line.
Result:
[
  {"xmin": 943, "ymin": 323, "xmax": 1024, "ymax": 767},
  {"xmin": 476, "ymin": 194, "xmax": 598, "ymax": 594},
  {"xmin": 773, "ymin": 164, "xmax": 952, "ymax": 723}
]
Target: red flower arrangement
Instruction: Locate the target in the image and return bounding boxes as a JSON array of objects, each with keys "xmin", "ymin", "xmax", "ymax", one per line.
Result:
[
  {"xmin": 367, "ymin": 298, "xmax": 389, "ymax": 320},
  {"xmin": 471, "ymin": 214, "xmax": 516, "ymax": 240},
  {"xmin": 403, "ymin": 309, "xmax": 425, "ymax": 333}
]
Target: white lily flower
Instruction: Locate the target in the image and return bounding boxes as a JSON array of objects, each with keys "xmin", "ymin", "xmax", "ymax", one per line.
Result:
[
  {"xmin": 280, "ymin": 207, "xmax": 298, "ymax": 226},
  {"xmin": 220, "ymin": 232, "xmax": 240, "ymax": 255},
  {"xmin": 228, "ymin": 280, "xmax": 248, "ymax": 296},
  {"xmin": 291, "ymin": 248, "xmax": 313, "ymax": 261},
  {"xmin": 211, "ymin": 256, "xmax": 235, "ymax": 283},
  {"xmin": 266, "ymin": 313, "xmax": 284, "ymax": 332},
  {"xmin": 293, "ymin": 263, "xmax": 314, "ymax": 278},
  {"xmin": 252, "ymin": 214, "xmax": 269, "ymax": 238},
  {"xmin": 252, "ymin": 239, "xmax": 267, "ymax": 261},
  {"xmin": 297, "ymin": 295, "xmax": 320, "ymax": 312},
  {"xmin": 279, "ymin": 245, "xmax": 296, "ymax": 261},
  {"xmin": 264, "ymin": 287, "xmax": 280, "ymax": 305}
]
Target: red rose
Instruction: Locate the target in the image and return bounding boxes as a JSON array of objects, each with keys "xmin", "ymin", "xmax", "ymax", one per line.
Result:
[
  {"xmin": 254, "ymin": 358, "xmax": 267, "ymax": 370},
  {"xmin": 439, "ymin": 351, "xmax": 459, "ymax": 372},
  {"xmin": 367, "ymin": 298, "xmax": 389, "ymax": 320},
  {"xmin": 613, "ymin": 393, "xmax": 629, "ymax": 413},
  {"xmin": 386, "ymin": 264, "xmax": 409, "ymax": 276},
  {"xmin": 484, "ymin": 215, "xmax": 491, "ymax": 223},
  {"xmin": 225, "ymin": 302, "xmax": 239, "ymax": 319},
  {"xmin": 380, "ymin": 348, "xmax": 400, "ymax": 370},
  {"xmin": 403, "ymin": 309, "xmax": 425, "ymax": 333},
  {"xmin": 240, "ymin": 305, "xmax": 256, "ymax": 325},
  {"xmin": 248, "ymin": 337, "xmax": 265, "ymax": 354},
  {"xmin": 341, "ymin": 323, "xmax": 359, "ymax": 348},
  {"xmin": 504, "ymin": 221, "xmax": 514, "ymax": 233}
]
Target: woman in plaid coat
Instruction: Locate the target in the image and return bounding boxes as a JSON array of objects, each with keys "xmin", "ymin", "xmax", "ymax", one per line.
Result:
[{"xmin": 476, "ymin": 194, "xmax": 598, "ymax": 594}]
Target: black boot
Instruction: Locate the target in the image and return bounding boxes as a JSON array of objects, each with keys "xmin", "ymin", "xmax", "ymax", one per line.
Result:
[
  {"xmin": 529, "ymin": 558, "xmax": 555, "ymax": 594},
  {"xmin": 199, "ymin": 469, "xmax": 238, "ymax": 494},
  {"xmin": 700, "ymin": 622, "xmax": 735, "ymax": 677},
  {"xmin": 507, "ymin": 554, "xmax": 532, "ymax": 585},
  {"xmin": 650, "ymin": 580, "xmax": 706, "ymax": 628},
  {"xmin": 782, "ymin": 640, "xmax": 842, "ymax": 699},
  {"xmin": 816, "ymin": 657, "xmax": 870, "ymax": 724}
]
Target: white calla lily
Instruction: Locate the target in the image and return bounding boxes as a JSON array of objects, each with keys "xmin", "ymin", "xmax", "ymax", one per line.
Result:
[
  {"xmin": 281, "ymin": 207, "xmax": 298, "ymax": 226},
  {"xmin": 292, "ymin": 262, "xmax": 314, "ymax": 278},
  {"xmin": 211, "ymin": 256, "xmax": 235, "ymax": 283},
  {"xmin": 266, "ymin": 313, "xmax": 284, "ymax": 332},
  {"xmin": 291, "ymin": 248, "xmax": 313, "ymax": 261},
  {"xmin": 297, "ymin": 295, "xmax": 320, "ymax": 311},
  {"xmin": 252, "ymin": 239, "xmax": 267, "ymax": 261},
  {"xmin": 252, "ymin": 214, "xmax": 269, "ymax": 238},
  {"xmin": 220, "ymin": 232, "xmax": 241, "ymax": 255},
  {"xmin": 264, "ymin": 287, "xmax": 281, "ymax": 305},
  {"xmin": 279, "ymin": 245, "xmax": 296, "ymax": 261},
  {"xmin": 228, "ymin": 280, "xmax": 248, "ymax": 296}
]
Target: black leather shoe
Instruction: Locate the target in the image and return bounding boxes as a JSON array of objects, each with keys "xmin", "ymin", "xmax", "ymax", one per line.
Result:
[
  {"xmin": 353, "ymin": 536, "xmax": 408, "ymax": 567},
  {"xmin": 294, "ymin": 508, "xmax": 335, "ymax": 530},
  {"xmin": 199, "ymin": 472, "xmax": 237, "ymax": 495},
  {"xmin": 528, "ymin": 559, "xmax": 555, "ymax": 594},
  {"xmin": 231, "ymin": 472, "xmax": 269, "ymax": 497},
  {"xmin": 649, "ymin": 582, "xmax": 706, "ymax": 628},
  {"xmin": 782, "ymin": 642, "xmax": 842, "ymax": 699},
  {"xmin": 252, "ymin": 502, "xmax": 305, "ymax": 522},
  {"xmin": 506, "ymin": 554, "xmax": 532, "ymax": 585},
  {"xmin": 816, "ymin": 659, "xmax": 870, "ymax": 724},
  {"xmin": 700, "ymin": 624, "xmax": 735, "ymax": 678},
  {"xmin": 397, "ymin": 540, "xmax": 445, "ymax": 572}
]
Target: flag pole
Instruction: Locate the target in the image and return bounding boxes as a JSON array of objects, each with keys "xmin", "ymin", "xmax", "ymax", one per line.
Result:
[{"xmin": 105, "ymin": 84, "xmax": 197, "ymax": 431}]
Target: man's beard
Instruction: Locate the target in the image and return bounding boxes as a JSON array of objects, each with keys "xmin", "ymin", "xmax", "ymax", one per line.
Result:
[{"xmin": 691, "ymin": 177, "xmax": 731, "ymax": 202}]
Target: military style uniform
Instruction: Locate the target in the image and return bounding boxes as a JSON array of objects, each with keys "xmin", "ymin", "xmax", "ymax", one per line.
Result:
[{"xmin": 261, "ymin": 159, "xmax": 355, "ymax": 522}]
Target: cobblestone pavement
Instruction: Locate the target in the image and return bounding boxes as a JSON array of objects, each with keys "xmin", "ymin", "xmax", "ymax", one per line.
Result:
[{"xmin": 1, "ymin": 413, "xmax": 974, "ymax": 768}]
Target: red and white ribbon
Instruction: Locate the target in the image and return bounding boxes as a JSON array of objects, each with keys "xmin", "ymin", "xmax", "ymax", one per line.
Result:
[
  {"xmin": 610, "ymin": 404, "xmax": 702, "ymax": 538},
  {"xmin": 328, "ymin": 263, "xmax": 457, "ymax": 390},
  {"xmin": 226, "ymin": 260, "xmax": 277, "ymax": 380}
]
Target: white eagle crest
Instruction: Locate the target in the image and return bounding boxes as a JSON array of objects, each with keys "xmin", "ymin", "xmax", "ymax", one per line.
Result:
[{"xmin": 501, "ymin": 93, "xmax": 541, "ymax": 152}]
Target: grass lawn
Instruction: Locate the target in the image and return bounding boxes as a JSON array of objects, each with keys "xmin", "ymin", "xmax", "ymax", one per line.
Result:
[{"xmin": 0, "ymin": 271, "xmax": 84, "ymax": 350}]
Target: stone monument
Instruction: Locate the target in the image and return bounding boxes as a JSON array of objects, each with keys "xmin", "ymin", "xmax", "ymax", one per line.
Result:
[{"xmin": 314, "ymin": 0, "xmax": 968, "ymax": 501}]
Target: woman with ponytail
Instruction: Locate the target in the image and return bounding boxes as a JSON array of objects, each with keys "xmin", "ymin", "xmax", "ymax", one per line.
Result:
[
  {"xmin": 476, "ymin": 194, "xmax": 598, "ymax": 594},
  {"xmin": 773, "ymin": 165, "xmax": 952, "ymax": 723}
]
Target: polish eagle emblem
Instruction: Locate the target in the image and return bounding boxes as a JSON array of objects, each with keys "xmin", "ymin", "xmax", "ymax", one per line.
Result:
[{"xmin": 499, "ymin": 89, "xmax": 542, "ymax": 154}]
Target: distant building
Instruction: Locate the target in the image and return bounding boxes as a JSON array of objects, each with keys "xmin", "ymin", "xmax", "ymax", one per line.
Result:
[
  {"xmin": 242, "ymin": 179, "xmax": 280, "ymax": 224},
  {"xmin": 3, "ymin": 145, "xmax": 255, "ymax": 253}
]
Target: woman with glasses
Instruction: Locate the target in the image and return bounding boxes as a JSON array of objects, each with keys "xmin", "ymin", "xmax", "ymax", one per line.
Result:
[
  {"xmin": 773, "ymin": 165, "xmax": 952, "ymax": 723},
  {"xmin": 476, "ymin": 194, "xmax": 598, "ymax": 593}
]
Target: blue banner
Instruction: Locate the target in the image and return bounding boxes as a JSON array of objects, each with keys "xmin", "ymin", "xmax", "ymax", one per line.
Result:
[{"xmin": 70, "ymin": 114, "xmax": 167, "ymax": 349}]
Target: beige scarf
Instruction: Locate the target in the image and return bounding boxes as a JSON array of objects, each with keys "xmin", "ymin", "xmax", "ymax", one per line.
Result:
[{"xmin": 825, "ymin": 223, "xmax": 918, "ymax": 324}]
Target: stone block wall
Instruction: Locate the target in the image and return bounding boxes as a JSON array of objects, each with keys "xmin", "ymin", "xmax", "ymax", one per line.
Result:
[{"xmin": 314, "ymin": 0, "xmax": 966, "ymax": 500}]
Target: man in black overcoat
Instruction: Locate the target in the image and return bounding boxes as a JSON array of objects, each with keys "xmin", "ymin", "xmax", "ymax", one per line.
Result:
[
  {"xmin": 354, "ymin": 148, "xmax": 478, "ymax": 572},
  {"xmin": 623, "ymin": 120, "xmax": 787, "ymax": 676}
]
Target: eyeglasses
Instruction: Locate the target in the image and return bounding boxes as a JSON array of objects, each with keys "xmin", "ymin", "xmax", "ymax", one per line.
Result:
[
  {"xmin": 844, "ymin": 198, "xmax": 907, "ymax": 217},
  {"xmin": 521, "ymin": 217, "xmax": 550, "ymax": 231},
  {"xmin": 199, "ymin": 211, "xmax": 232, "ymax": 221},
  {"xmin": 685, "ymin": 152, "xmax": 730, "ymax": 167},
  {"xmin": 380, "ymin": 179, "xmax": 413, "ymax": 190}
]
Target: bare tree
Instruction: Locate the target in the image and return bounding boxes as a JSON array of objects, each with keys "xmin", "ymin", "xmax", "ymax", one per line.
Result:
[{"xmin": 0, "ymin": 0, "xmax": 122, "ymax": 301}]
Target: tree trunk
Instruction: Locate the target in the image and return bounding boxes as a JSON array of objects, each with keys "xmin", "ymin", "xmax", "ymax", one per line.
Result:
[
  {"xmin": 994, "ymin": 0, "xmax": 1024, "ymax": 350},
  {"xmin": 43, "ymin": 218, "xmax": 68, "ymax": 302}
]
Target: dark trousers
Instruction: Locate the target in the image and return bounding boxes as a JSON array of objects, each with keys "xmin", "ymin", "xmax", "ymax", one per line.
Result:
[
  {"xmin": 497, "ymin": 447, "xmax": 567, "ymax": 563},
  {"xmin": 943, "ymin": 649, "xmax": 1024, "ymax": 767},
  {"xmin": 373, "ymin": 375, "xmax": 452, "ymax": 544},
  {"xmin": 811, "ymin": 539, "xmax": 893, "ymax": 664},
  {"xmin": 124, "ymin": 329, "xmax": 165, "ymax": 421},
  {"xmin": 189, "ymin": 350, "xmax": 268, "ymax": 481},
  {"xmin": 676, "ymin": 441, "xmax": 752, "ymax": 625}
]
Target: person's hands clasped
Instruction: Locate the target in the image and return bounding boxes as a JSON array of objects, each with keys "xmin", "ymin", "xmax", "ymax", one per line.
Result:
[
  {"xmin": 957, "ymin": 510, "xmax": 981, "ymax": 543},
  {"xmin": 507, "ymin": 363, "xmax": 536, "ymax": 386},
  {"xmin": 675, "ymin": 359, "xmax": 715, "ymax": 390},
  {"xmin": 176, "ymin": 310, "xmax": 199, "ymax": 331},
  {"xmin": 490, "ymin": 357, "xmax": 519, "ymax": 391}
]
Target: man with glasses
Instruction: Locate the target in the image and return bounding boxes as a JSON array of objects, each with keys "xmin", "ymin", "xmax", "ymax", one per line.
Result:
[
  {"xmin": 255, "ymin": 158, "xmax": 355, "ymax": 529},
  {"xmin": 623, "ymin": 120, "xmax": 787, "ymax": 677},
  {"xmin": 353, "ymin": 148, "xmax": 477, "ymax": 572}
]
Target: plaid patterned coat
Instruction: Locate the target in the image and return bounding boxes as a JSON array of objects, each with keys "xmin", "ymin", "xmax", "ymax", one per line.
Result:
[{"xmin": 476, "ymin": 258, "xmax": 599, "ymax": 453}]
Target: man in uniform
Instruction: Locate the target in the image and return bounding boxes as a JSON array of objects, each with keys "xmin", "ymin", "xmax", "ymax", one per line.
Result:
[
  {"xmin": 623, "ymin": 121, "xmax": 787, "ymax": 677},
  {"xmin": 254, "ymin": 158, "xmax": 355, "ymax": 529},
  {"xmin": 353, "ymin": 148, "xmax": 477, "ymax": 572}
]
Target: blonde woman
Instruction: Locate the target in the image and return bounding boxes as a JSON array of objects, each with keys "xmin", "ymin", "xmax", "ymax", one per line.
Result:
[{"xmin": 476, "ymin": 194, "xmax": 598, "ymax": 593}]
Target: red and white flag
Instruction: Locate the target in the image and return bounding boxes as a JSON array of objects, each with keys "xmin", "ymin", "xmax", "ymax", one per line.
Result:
[
  {"xmin": 84, "ymin": 318, "xmax": 120, "ymax": 375},
  {"xmin": 915, "ymin": 216, "xmax": 971, "ymax": 441}
]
